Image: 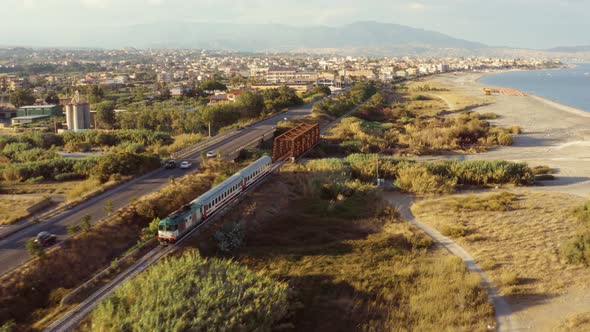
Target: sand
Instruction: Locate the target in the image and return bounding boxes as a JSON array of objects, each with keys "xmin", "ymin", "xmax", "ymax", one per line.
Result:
[
  {"xmin": 432, "ymin": 72, "xmax": 590, "ymax": 199},
  {"xmin": 421, "ymin": 72, "xmax": 590, "ymax": 331}
]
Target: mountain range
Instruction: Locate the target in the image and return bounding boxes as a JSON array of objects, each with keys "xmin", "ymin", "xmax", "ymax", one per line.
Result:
[
  {"xmin": 4, "ymin": 21, "xmax": 590, "ymax": 58},
  {"xmin": 8, "ymin": 21, "xmax": 485, "ymax": 55}
]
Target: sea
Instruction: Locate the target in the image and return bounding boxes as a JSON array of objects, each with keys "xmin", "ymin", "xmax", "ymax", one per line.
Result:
[{"xmin": 479, "ymin": 63, "xmax": 590, "ymax": 113}]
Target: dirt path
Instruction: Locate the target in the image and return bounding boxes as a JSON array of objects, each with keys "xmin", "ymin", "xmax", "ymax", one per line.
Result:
[{"xmin": 384, "ymin": 192, "xmax": 519, "ymax": 332}]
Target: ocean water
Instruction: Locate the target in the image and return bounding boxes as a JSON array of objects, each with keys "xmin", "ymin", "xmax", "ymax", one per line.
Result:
[{"xmin": 479, "ymin": 63, "xmax": 590, "ymax": 112}]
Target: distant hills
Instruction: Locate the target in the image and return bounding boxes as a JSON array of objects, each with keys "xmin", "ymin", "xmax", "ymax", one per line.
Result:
[
  {"xmin": 3, "ymin": 21, "xmax": 590, "ymax": 58},
  {"xmin": 547, "ymin": 45, "xmax": 590, "ymax": 53},
  {"xmin": 10, "ymin": 21, "xmax": 488, "ymax": 55}
]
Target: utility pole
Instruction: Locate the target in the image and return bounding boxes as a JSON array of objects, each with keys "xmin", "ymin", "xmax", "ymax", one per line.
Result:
[
  {"xmin": 376, "ymin": 157, "xmax": 382, "ymax": 186},
  {"xmin": 208, "ymin": 121, "xmax": 211, "ymax": 137}
]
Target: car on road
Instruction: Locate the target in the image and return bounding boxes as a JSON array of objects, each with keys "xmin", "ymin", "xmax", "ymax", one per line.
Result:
[
  {"xmin": 164, "ymin": 160, "xmax": 177, "ymax": 169},
  {"xmin": 179, "ymin": 161, "xmax": 192, "ymax": 169},
  {"xmin": 34, "ymin": 232, "xmax": 57, "ymax": 247},
  {"xmin": 206, "ymin": 151, "xmax": 217, "ymax": 158}
]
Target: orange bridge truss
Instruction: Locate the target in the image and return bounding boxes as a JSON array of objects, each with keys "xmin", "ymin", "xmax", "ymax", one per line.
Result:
[{"xmin": 272, "ymin": 123, "xmax": 320, "ymax": 161}]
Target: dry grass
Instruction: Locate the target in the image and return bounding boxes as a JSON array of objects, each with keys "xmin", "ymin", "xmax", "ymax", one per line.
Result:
[
  {"xmin": 407, "ymin": 81, "xmax": 487, "ymax": 112},
  {"xmin": 558, "ymin": 312, "xmax": 590, "ymax": 331},
  {"xmin": 412, "ymin": 190, "xmax": 587, "ymax": 297},
  {"xmin": 189, "ymin": 170, "xmax": 495, "ymax": 331},
  {"xmin": 64, "ymin": 179, "xmax": 103, "ymax": 202},
  {"xmin": 0, "ymin": 194, "xmax": 47, "ymax": 225}
]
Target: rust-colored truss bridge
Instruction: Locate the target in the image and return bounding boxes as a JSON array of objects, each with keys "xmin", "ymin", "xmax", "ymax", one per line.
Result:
[{"xmin": 272, "ymin": 123, "xmax": 320, "ymax": 161}]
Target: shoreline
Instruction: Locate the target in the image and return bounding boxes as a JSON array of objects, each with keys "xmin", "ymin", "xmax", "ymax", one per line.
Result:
[{"xmin": 475, "ymin": 70, "xmax": 590, "ymax": 119}]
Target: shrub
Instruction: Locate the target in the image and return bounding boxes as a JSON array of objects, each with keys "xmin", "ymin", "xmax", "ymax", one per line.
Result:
[
  {"xmin": 508, "ymin": 126, "xmax": 523, "ymax": 134},
  {"xmin": 394, "ymin": 164, "xmax": 456, "ymax": 195},
  {"xmin": 25, "ymin": 239, "xmax": 45, "ymax": 258},
  {"xmin": 478, "ymin": 112, "xmax": 499, "ymax": 120},
  {"xmin": 54, "ymin": 172, "xmax": 85, "ymax": 182},
  {"xmin": 496, "ymin": 131, "xmax": 514, "ymax": 146},
  {"xmin": 499, "ymin": 272, "xmax": 519, "ymax": 286},
  {"xmin": 214, "ymin": 222, "xmax": 245, "ymax": 253},
  {"xmin": 562, "ymin": 230, "xmax": 590, "ymax": 266},
  {"xmin": 441, "ymin": 225, "xmax": 468, "ymax": 238},
  {"xmin": 451, "ymin": 192, "xmax": 517, "ymax": 212},
  {"xmin": 89, "ymin": 250, "xmax": 289, "ymax": 331},
  {"xmin": 532, "ymin": 165, "xmax": 553, "ymax": 175}
]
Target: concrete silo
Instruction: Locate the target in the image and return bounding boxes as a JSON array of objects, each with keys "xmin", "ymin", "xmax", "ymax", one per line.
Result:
[{"xmin": 65, "ymin": 91, "xmax": 91, "ymax": 131}]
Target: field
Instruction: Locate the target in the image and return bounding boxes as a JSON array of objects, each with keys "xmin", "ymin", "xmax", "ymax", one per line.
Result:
[
  {"xmin": 0, "ymin": 194, "xmax": 47, "ymax": 225},
  {"xmin": 407, "ymin": 80, "xmax": 488, "ymax": 112},
  {"xmin": 412, "ymin": 190, "xmax": 590, "ymax": 330},
  {"xmin": 183, "ymin": 168, "xmax": 495, "ymax": 331}
]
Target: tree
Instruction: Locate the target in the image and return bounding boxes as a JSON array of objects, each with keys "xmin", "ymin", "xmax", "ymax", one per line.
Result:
[
  {"xmin": 87, "ymin": 85, "xmax": 105, "ymax": 104},
  {"xmin": 200, "ymin": 80, "xmax": 227, "ymax": 92},
  {"xmin": 45, "ymin": 91, "xmax": 60, "ymax": 105},
  {"xmin": 80, "ymin": 214, "xmax": 92, "ymax": 232},
  {"xmin": 160, "ymin": 87, "xmax": 171, "ymax": 100},
  {"xmin": 9, "ymin": 88, "xmax": 35, "ymax": 108},
  {"xmin": 95, "ymin": 100, "xmax": 116, "ymax": 129},
  {"xmin": 236, "ymin": 91, "xmax": 264, "ymax": 118}
]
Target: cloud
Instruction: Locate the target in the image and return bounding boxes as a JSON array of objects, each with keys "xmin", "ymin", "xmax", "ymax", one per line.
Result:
[
  {"xmin": 20, "ymin": 0, "xmax": 37, "ymax": 9},
  {"xmin": 405, "ymin": 2, "xmax": 431, "ymax": 11},
  {"xmin": 80, "ymin": 0, "xmax": 112, "ymax": 9}
]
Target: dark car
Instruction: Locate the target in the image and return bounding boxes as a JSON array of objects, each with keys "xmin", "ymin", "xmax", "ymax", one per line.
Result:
[
  {"xmin": 34, "ymin": 232, "xmax": 57, "ymax": 247},
  {"xmin": 164, "ymin": 160, "xmax": 177, "ymax": 169}
]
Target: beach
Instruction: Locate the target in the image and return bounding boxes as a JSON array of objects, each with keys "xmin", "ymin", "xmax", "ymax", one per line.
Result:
[
  {"xmin": 433, "ymin": 72, "xmax": 590, "ymax": 198},
  {"xmin": 424, "ymin": 72, "xmax": 590, "ymax": 331}
]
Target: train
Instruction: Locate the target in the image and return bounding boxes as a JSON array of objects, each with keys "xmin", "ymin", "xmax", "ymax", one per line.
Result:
[{"xmin": 157, "ymin": 156, "xmax": 274, "ymax": 245}]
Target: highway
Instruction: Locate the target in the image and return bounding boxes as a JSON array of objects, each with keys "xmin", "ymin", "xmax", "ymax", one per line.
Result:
[{"xmin": 0, "ymin": 102, "xmax": 316, "ymax": 276}]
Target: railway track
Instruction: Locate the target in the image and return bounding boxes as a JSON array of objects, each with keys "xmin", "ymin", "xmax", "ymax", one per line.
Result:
[
  {"xmin": 44, "ymin": 161, "xmax": 285, "ymax": 332},
  {"xmin": 44, "ymin": 89, "xmax": 373, "ymax": 331}
]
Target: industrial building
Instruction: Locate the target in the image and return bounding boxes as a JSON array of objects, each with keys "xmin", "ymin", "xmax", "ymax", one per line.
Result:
[{"xmin": 65, "ymin": 91, "xmax": 91, "ymax": 131}]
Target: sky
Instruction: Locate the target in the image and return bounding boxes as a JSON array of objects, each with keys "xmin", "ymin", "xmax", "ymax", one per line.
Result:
[{"xmin": 3, "ymin": 0, "xmax": 590, "ymax": 49}]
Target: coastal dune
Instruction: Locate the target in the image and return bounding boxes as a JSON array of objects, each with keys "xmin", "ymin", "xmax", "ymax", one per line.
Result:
[
  {"xmin": 433, "ymin": 72, "xmax": 590, "ymax": 198},
  {"xmin": 428, "ymin": 72, "xmax": 590, "ymax": 331}
]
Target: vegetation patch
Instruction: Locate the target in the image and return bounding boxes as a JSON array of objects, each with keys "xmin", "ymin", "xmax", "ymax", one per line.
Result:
[
  {"xmin": 189, "ymin": 169, "xmax": 494, "ymax": 331},
  {"xmin": 85, "ymin": 250, "xmax": 288, "ymax": 331},
  {"xmin": 451, "ymin": 192, "xmax": 518, "ymax": 212},
  {"xmin": 412, "ymin": 191, "xmax": 587, "ymax": 297},
  {"xmin": 0, "ymin": 159, "xmax": 236, "ymax": 330},
  {"xmin": 0, "ymin": 194, "xmax": 47, "ymax": 225}
]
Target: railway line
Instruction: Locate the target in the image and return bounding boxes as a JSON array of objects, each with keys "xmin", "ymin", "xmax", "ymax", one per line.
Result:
[
  {"xmin": 44, "ymin": 161, "xmax": 286, "ymax": 332},
  {"xmin": 44, "ymin": 88, "xmax": 370, "ymax": 331}
]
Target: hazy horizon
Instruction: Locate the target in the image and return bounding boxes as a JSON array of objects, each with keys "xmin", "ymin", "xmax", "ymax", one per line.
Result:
[{"xmin": 2, "ymin": 0, "xmax": 590, "ymax": 50}]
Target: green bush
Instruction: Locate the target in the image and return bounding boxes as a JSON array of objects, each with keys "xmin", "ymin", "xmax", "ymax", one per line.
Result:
[
  {"xmin": 425, "ymin": 160, "xmax": 534, "ymax": 186},
  {"xmin": 54, "ymin": 172, "xmax": 85, "ymax": 182},
  {"xmin": 91, "ymin": 152, "xmax": 161, "ymax": 183},
  {"xmin": 214, "ymin": 222, "xmax": 245, "ymax": 253},
  {"xmin": 89, "ymin": 250, "xmax": 289, "ymax": 331}
]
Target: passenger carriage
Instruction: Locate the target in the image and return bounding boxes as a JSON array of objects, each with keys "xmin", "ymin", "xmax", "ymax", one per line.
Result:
[{"xmin": 157, "ymin": 156, "xmax": 273, "ymax": 245}]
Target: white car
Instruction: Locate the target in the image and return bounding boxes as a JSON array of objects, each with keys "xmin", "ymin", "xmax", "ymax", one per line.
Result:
[
  {"xmin": 179, "ymin": 161, "xmax": 192, "ymax": 169},
  {"xmin": 206, "ymin": 151, "xmax": 217, "ymax": 158}
]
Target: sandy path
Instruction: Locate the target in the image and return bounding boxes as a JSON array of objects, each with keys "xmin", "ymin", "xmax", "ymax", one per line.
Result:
[{"xmin": 385, "ymin": 192, "xmax": 518, "ymax": 332}]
